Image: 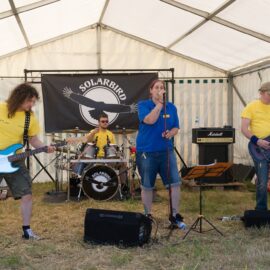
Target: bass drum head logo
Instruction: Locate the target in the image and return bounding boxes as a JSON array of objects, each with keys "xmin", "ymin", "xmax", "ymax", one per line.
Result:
[{"xmin": 79, "ymin": 86, "xmax": 119, "ymax": 126}]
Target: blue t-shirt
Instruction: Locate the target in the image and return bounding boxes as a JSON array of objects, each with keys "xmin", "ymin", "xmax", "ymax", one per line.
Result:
[{"xmin": 136, "ymin": 99, "xmax": 180, "ymax": 152}]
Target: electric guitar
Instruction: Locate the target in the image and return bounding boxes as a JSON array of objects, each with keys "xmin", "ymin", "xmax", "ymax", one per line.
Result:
[
  {"xmin": 248, "ymin": 136, "xmax": 270, "ymax": 161},
  {"xmin": 0, "ymin": 141, "xmax": 66, "ymax": 174}
]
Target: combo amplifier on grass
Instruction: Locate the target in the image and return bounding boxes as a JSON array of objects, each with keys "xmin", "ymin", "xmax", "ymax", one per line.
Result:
[
  {"xmin": 242, "ymin": 210, "xmax": 270, "ymax": 228},
  {"xmin": 84, "ymin": 208, "xmax": 152, "ymax": 246}
]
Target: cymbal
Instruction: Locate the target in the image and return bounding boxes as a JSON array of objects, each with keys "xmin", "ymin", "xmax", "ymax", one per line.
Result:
[
  {"xmin": 112, "ymin": 129, "xmax": 136, "ymax": 134},
  {"xmin": 62, "ymin": 129, "xmax": 89, "ymax": 134}
]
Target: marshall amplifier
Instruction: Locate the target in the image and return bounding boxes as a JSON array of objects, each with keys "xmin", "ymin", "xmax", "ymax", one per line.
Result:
[
  {"xmin": 192, "ymin": 127, "xmax": 235, "ymax": 144},
  {"xmin": 192, "ymin": 127, "xmax": 235, "ymax": 183}
]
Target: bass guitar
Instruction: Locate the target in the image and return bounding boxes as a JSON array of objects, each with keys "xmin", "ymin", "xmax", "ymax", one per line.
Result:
[
  {"xmin": 248, "ymin": 136, "xmax": 270, "ymax": 161},
  {"xmin": 0, "ymin": 141, "xmax": 66, "ymax": 174}
]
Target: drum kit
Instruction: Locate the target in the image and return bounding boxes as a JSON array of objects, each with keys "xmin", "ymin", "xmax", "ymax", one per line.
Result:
[{"xmin": 50, "ymin": 128, "xmax": 140, "ymax": 201}]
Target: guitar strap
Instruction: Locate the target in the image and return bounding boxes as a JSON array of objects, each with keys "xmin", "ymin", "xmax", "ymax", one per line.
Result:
[{"xmin": 23, "ymin": 111, "xmax": 31, "ymax": 150}]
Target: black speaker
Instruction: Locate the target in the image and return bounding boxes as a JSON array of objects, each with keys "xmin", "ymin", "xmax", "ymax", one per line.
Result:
[
  {"xmin": 243, "ymin": 210, "xmax": 270, "ymax": 228},
  {"xmin": 230, "ymin": 164, "xmax": 255, "ymax": 181},
  {"xmin": 198, "ymin": 144, "xmax": 232, "ymax": 183},
  {"xmin": 84, "ymin": 208, "xmax": 152, "ymax": 246}
]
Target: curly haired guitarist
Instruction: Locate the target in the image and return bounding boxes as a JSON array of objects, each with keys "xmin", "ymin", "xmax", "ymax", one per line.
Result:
[
  {"xmin": 241, "ymin": 82, "xmax": 270, "ymax": 211},
  {"xmin": 0, "ymin": 83, "xmax": 55, "ymax": 240}
]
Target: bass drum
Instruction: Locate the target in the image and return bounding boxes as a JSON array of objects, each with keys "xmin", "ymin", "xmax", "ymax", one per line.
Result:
[{"xmin": 81, "ymin": 165, "xmax": 119, "ymax": 201}]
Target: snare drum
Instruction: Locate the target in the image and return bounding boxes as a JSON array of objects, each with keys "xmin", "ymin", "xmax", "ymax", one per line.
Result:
[
  {"xmin": 82, "ymin": 143, "xmax": 98, "ymax": 159},
  {"xmin": 104, "ymin": 144, "xmax": 119, "ymax": 158}
]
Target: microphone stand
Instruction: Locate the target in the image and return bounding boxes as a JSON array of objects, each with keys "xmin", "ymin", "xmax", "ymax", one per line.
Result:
[{"xmin": 162, "ymin": 91, "xmax": 174, "ymax": 231}]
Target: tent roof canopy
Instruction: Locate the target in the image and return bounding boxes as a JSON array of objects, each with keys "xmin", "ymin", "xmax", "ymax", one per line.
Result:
[{"xmin": 1, "ymin": 0, "xmax": 270, "ymax": 73}]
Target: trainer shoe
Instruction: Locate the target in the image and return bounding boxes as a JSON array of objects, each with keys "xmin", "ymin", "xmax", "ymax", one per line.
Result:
[
  {"xmin": 169, "ymin": 213, "xmax": 187, "ymax": 230},
  {"xmin": 22, "ymin": 229, "xmax": 41, "ymax": 240}
]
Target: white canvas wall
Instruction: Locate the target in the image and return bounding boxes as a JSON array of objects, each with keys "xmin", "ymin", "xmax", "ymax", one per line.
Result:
[{"xmin": 0, "ymin": 27, "xmax": 245, "ymax": 182}]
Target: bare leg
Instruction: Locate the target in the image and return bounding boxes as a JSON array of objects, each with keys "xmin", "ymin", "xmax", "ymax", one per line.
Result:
[
  {"xmin": 141, "ymin": 188, "xmax": 153, "ymax": 215},
  {"xmin": 21, "ymin": 194, "xmax": 32, "ymax": 226},
  {"xmin": 170, "ymin": 185, "xmax": 180, "ymax": 216}
]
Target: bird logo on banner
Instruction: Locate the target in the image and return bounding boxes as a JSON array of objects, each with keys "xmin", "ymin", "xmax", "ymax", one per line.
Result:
[{"xmin": 63, "ymin": 87, "xmax": 137, "ymax": 125}]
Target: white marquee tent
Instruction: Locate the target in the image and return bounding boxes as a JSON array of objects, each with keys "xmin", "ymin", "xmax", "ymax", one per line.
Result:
[{"xmin": 1, "ymin": 0, "xmax": 270, "ymax": 181}]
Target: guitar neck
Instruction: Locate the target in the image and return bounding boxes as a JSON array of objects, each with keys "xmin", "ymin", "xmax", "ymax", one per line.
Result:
[{"xmin": 8, "ymin": 146, "xmax": 48, "ymax": 162}]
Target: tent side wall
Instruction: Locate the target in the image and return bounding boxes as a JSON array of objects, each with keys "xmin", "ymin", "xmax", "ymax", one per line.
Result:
[{"xmin": 0, "ymin": 28, "xmax": 229, "ymax": 182}]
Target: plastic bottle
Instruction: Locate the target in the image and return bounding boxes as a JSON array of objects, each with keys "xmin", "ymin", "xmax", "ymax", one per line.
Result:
[{"xmin": 176, "ymin": 220, "xmax": 187, "ymax": 230}]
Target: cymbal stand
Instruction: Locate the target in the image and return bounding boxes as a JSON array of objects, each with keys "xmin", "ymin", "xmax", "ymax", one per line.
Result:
[
  {"xmin": 66, "ymin": 147, "xmax": 71, "ymax": 202},
  {"xmin": 54, "ymin": 149, "xmax": 66, "ymax": 192},
  {"xmin": 121, "ymin": 130, "xmax": 138, "ymax": 199},
  {"xmin": 77, "ymin": 182, "xmax": 83, "ymax": 201},
  {"xmin": 129, "ymin": 151, "xmax": 137, "ymax": 199},
  {"xmin": 117, "ymin": 166, "xmax": 132, "ymax": 200}
]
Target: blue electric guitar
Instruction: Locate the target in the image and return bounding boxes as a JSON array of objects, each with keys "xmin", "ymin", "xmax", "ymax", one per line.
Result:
[
  {"xmin": 248, "ymin": 136, "xmax": 270, "ymax": 161},
  {"xmin": 0, "ymin": 141, "xmax": 66, "ymax": 174}
]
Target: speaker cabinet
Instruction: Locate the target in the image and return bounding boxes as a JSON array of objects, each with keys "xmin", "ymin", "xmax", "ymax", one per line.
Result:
[
  {"xmin": 243, "ymin": 210, "xmax": 270, "ymax": 228},
  {"xmin": 198, "ymin": 144, "xmax": 232, "ymax": 183},
  {"xmin": 84, "ymin": 208, "xmax": 152, "ymax": 246}
]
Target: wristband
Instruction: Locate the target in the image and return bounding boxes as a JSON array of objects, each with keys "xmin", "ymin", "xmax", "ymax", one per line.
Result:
[{"xmin": 250, "ymin": 135, "xmax": 259, "ymax": 145}]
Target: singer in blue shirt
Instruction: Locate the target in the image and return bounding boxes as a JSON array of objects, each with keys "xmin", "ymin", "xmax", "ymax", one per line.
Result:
[{"xmin": 136, "ymin": 79, "xmax": 186, "ymax": 229}]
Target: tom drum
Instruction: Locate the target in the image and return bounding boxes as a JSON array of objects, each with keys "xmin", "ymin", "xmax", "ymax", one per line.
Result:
[
  {"xmin": 82, "ymin": 143, "xmax": 98, "ymax": 159},
  {"xmin": 104, "ymin": 144, "xmax": 119, "ymax": 158}
]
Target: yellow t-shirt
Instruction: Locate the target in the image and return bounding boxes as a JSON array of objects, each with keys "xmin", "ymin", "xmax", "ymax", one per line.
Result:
[
  {"xmin": 241, "ymin": 99, "xmax": 270, "ymax": 138},
  {"xmin": 90, "ymin": 129, "xmax": 115, "ymax": 157},
  {"xmin": 0, "ymin": 102, "xmax": 40, "ymax": 150}
]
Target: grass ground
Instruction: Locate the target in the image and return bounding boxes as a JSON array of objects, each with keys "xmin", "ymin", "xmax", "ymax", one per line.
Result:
[{"xmin": 1, "ymin": 181, "xmax": 270, "ymax": 270}]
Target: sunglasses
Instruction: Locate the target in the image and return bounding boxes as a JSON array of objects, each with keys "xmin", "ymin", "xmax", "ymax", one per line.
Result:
[{"xmin": 100, "ymin": 120, "xmax": 109, "ymax": 123}]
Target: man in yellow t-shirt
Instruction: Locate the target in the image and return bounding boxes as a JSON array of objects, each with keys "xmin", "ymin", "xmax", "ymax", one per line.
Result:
[
  {"xmin": 67, "ymin": 113, "xmax": 117, "ymax": 176},
  {"xmin": 241, "ymin": 82, "xmax": 270, "ymax": 210},
  {"xmin": 67, "ymin": 112, "xmax": 115, "ymax": 158},
  {"xmin": 0, "ymin": 83, "xmax": 55, "ymax": 240},
  {"xmin": 85, "ymin": 114, "xmax": 116, "ymax": 158}
]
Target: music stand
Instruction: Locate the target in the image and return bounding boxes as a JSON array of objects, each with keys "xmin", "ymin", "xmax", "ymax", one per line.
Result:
[{"xmin": 182, "ymin": 162, "xmax": 232, "ymax": 239}]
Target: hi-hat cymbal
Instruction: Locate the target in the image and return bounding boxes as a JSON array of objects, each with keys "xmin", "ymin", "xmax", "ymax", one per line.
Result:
[{"xmin": 62, "ymin": 128, "xmax": 89, "ymax": 134}]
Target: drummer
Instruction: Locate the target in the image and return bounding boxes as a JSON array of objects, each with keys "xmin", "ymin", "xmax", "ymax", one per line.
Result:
[{"xmin": 67, "ymin": 113, "xmax": 116, "ymax": 174}]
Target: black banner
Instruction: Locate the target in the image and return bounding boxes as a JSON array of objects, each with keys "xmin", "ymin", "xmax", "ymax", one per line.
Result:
[{"xmin": 41, "ymin": 73, "xmax": 157, "ymax": 132}]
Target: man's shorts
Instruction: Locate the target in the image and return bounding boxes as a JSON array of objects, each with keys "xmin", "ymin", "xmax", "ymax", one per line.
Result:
[{"xmin": 0, "ymin": 160, "xmax": 32, "ymax": 199}]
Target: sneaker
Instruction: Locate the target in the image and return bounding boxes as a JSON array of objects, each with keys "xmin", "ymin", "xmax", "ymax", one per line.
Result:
[
  {"xmin": 22, "ymin": 229, "xmax": 41, "ymax": 240},
  {"xmin": 169, "ymin": 213, "xmax": 187, "ymax": 230}
]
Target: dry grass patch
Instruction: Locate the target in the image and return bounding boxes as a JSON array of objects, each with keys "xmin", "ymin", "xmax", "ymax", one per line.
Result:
[{"xmin": 1, "ymin": 181, "xmax": 270, "ymax": 270}]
